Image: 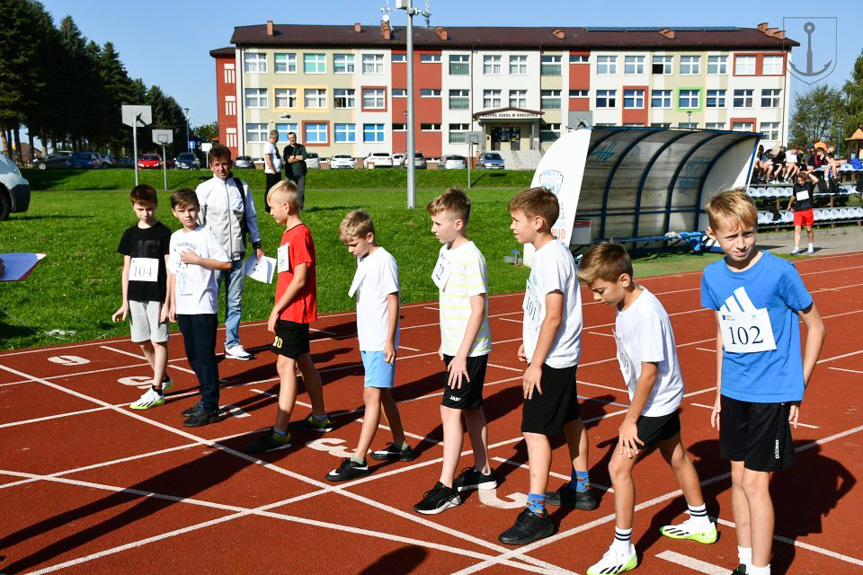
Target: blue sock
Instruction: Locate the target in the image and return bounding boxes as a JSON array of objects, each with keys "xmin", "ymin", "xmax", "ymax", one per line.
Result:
[
  {"xmin": 312, "ymin": 413, "xmax": 328, "ymax": 422},
  {"xmin": 570, "ymin": 469, "xmax": 590, "ymax": 492},
  {"xmin": 526, "ymin": 493, "xmax": 546, "ymax": 516},
  {"xmin": 273, "ymin": 428, "xmax": 288, "ymax": 436}
]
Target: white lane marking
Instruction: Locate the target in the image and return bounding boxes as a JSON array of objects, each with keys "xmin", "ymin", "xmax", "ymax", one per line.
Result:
[
  {"xmin": 577, "ymin": 380, "xmax": 627, "ymax": 394},
  {"xmin": 697, "ymin": 347, "xmax": 716, "ymax": 353},
  {"xmin": 818, "ymin": 349, "xmax": 863, "ymax": 364},
  {"xmin": 0, "ymin": 406, "xmax": 109, "ymax": 430},
  {"xmin": 655, "ymin": 550, "xmax": 729, "ymax": 575},
  {"xmin": 588, "ymin": 331, "xmax": 615, "ymax": 338},
  {"xmin": 398, "ymin": 345, "xmax": 420, "ymax": 352},
  {"xmin": 47, "ymin": 356, "xmax": 90, "ymax": 366},
  {"xmin": 829, "ymin": 367, "xmax": 863, "ymax": 375},
  {"xmin": 101, "ymin": 345, "xmax": 197, "ymax": 375},
  {"xmin": 488, "ymin": 362, "xmax": 524, "ymax": 372},
  {"xmin": 477, "ymin": 489, "xmax": 527, "ymax": 509}
]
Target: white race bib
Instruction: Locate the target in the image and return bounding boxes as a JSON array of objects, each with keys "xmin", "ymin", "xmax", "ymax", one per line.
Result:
[
  {"xmin": 277, "ymin": 244, "xmax": 290, "ymax": 273},
  {"xmin": 348, "ymin": 268, "xmax": 365, "ymax": 298},
  {"xmin": 130, "ymin": 257, "xmax": 159, "ymax": 282},
  {"xmin": 614, "ymin": 330, "xmax": 635, "ymax": 384},
  {"xmin": 523, "ymin": 279, "xmax": 542, "ymax": 331},
  {"xmin": 719, "ymin": 308, "xmax": 777, "ymax": 353},
  {"xmin": 431, "ymin": 252, "xmax": 453, "ymax": 289},
  {"xmin": 796, "ymin": 190, "xmax": 810, "ymax": 201}
]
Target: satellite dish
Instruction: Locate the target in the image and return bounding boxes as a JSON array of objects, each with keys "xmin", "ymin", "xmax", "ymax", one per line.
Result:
[{"xmin": 382, "ymin": 13, "xmax": 390, "ymax": 22}]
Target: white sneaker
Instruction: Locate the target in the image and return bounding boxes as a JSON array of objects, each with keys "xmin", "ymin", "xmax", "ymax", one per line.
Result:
[
  {"xmin": 659, "ymin": 517, "xmax": 718, "ymax": 543},
  {"xmin": 790, "ymin": 247, "xmax": 801, "ymax": 255},
  {"xmin": 225, "ymin": 345, "xmax": 252, "ymax": 360},
  {"xmin": 159, "ymin": 376, "xmax": 173, "ymax": 394},
  {"xmin": 807, "ymin": 245, "xmax": 814, "ymax": 254},
  {"xmin": 587, "ymin": 544, "xmax": 638, "ymax": 575},
  {"xmin": 130, "ymin": 387, "xmax": 165, "ymax": 410}
]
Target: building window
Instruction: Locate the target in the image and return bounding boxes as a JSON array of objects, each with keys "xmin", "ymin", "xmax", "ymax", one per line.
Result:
[
  {"xmin": 483, "ymin": 89, "xmax": 501, "ymax": 108},
  {"xmin": 678, "ymin": 122, "xmax": 698, "ymax": 129},
  {"xmin": 449, "ymin": 123, "xmax": 469, "ymax": 143},
  {"xmin": 652, "ymin": 55, "xmax": 672, "ymax": 74},
  {"xmin": 569, "ymin": 90, "xmax": 589, "ymax": 98},
  {"xmin": 733, "ymin": 89, "xmax": 753, "ymax": 108},
  {"xmin": 541, "ymin": 90, "xmax": 561, "ymax": 109},
  {"xmin": 761, "ymin": 89, "xmax": 781, "ymax": 108},
  {"xmin": 243, "ymin": 53, "xmax": 266, "ymax": 73},
  {"xmin": 680, "ymin": 55, "xmax": 700, "ymax": 75},
  {"xmin": 333, "ymin": 54, "xmax": 355, "ymax": 74},
  {"xmin": 304, "ymin": 88, "xmax": 327, "ymax": 109},
  {"xmin": 362, "ymin": 88, "xmax": 386, "ymax": 109},
  {"xmin": 362, "ymin": 54, "xmax": 384, "ymax": 74},
  {"xmin": 651, "ymin": 90, "xmax": 671, "ymax": 109},
  {"xmin": 541, "ymin": 55, "xmax": 562, "ymax": 76},
  {"xmin": 392, "ymin": 123, "xmax": 406, "ymax": 132},
  {"xmin": 707, "ymin": 55, "xmax": 727, "ymax": 75},
  {"xmin": 706, "ymin": 89, "xmax": 726, "ymax": 108},
  {"xmin": 705, "ymin": 122, "xmax": 725, "ymax": 130},
  {"xmin": 275, "ymin": 88, "xmax": 296, "ymax": 109},
  {"xmin": 762, "ymin": 55, "xmax": 783, "ymax": 75},
  {"xmin": 392, "ymin": 53, "xmax": 407, "ymax": 63},
  {"xmin": 597, "ymin": 55, "xmax": 617, "ymax": 75},
  {"xmin": 760, "ymin": 121, "xmax": 780, "ymax": 140},
  {"xmin": 392, "ymin": 89, "xmax": 407, "ymax": 98},
  {"xmin": 246, "ymin": 123, "xmax": 268, "ymax": 143},
  {"xmin": 732, "ymin": 121, "xmax": 754, "ymax": 132},
  {"xmin": 274, "ymin": 53, "xmax": 296, "ymax": 73},
  {"xmin": 650, "ymin": 122, "xmax": 671, "ymax": 128},
  {"xmin": 223, "ymin": 63, "xmax": 236, "ymax": 84},
  {"xmin": 420, "ymin": 89, "xmax": 442, "ymax": 97},
  {"xmin": 225, "ymin": 95, "xmax": 236, "ymax": 116},
  {"xmin": 303, "ymin": 53, "xmax": 326, "ymax": 74},
  {"xmin": 624, "ymin": 55, "xmax": 645, "ymax": 75},
  {"xmin": 596, "ymin": 89, "xmax": 616, "ymax": 108},
  {"xmin": 678, "ymin": 89, "xmax": 700, "ymax": 109},
  {"xmin": 449, "ymin": 89, "xmax": 469, "ymax": 109},
  {"xmin": 420, "ymin": 54, "xmax": 441, "ymax": 63},
  {"xmin": 540, "ymin": 123, "xmax": 561, "ymax": 142},
  {"xmin": 420, "ymin": 123, "xmax": 442, "ymax": 131},
  {"xmin": 275, "ymin": 123, "xmax": 297, "ymax": 141},
  {"xmin": 449, "ymin": 54, "xmax": 469, "ymax": 75},
  {"xmin": 244, "ymin": 88, "xmax": 267, "ymax": 108},
  {"xmin": 334, "ymin": 88, "xmax": 355, "ymax": 109},
  {"xmin": 334, "ymin": 123, "xmax": 356, "ymax": 143},
  {"xmin": 483, "ymin": 55, "xmax": 501, "ymax": 75},
  {"xmin": 735, "ymin": 56, "xmax": 755, "ymax": 75},
  {"xmin": 570, "ymin": 54, "xmax": 589, "ymax": 63},
  {"xmin": 509, "ymin": 89, "xmax": 527, "ymax": 108},
  {"xmin": 305, "ymin": 123, "xmax": 328, "ymax": 144},
  {"xmin": 623, "ymin": 89, "xmax": 644, "ymax": 109},
  {"xmin": 509, "ymin": 55, "xmax": 528, "ymax": 75}
]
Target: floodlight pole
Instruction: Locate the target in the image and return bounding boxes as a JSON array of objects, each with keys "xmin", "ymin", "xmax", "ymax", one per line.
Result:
[{"xmin": 133, "ymin": 114, "xmax": 141, "ymax": 187}]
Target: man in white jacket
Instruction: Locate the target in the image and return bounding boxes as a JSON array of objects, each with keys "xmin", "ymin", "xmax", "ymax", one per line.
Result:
[{"xmin": 196, "ymin": 144, "xmax": 265, "ymax": 360}]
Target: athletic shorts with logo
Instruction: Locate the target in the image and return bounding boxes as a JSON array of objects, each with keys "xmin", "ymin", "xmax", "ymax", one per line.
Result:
[
  {"xmin": 271, "ymin": 320, "xmax": 310, "ymax": 359},
  {"xmin": 521, "ymin": 364, "xmax": 580, "ymax": 436},
  {"xmin": 719, "ymin": 395, "xmax": 795, "ymax": 471},
  {"xmin": 441, "ymin": 354, "xmax": 488, "ymax": 410}
]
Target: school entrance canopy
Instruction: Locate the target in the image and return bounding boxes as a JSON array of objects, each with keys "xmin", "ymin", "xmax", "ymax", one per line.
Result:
[{"xmin": 529, "ymin": 127, "xmax": 760, "ymax": 251}]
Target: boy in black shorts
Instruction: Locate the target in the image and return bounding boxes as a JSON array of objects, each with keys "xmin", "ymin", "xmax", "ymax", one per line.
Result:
[{"xmin": 499, "ymin": 187, "xmax": 597, "ymax": 546}]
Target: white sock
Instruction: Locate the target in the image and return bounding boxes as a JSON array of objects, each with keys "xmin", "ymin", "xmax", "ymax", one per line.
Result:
[
  {"xmin": 738, "ymin": 546, "xmax": 752, "ymax": 569},
  {"xmin": 612, "ymin": 527, "xmax": 633, "ymax": 553},
  {"xmin": 808, "ymin": 243, "xmax": 814, "ymax": 248},
  {"xmin": 686, "ymin": 503, "xmax": 712, "ymax": 527},
  {"xmin": 749, "ymin": 565, "xmax": 770, "ymax": 575}
]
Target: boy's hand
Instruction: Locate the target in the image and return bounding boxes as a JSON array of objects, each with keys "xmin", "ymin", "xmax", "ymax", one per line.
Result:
[
  {"xmin": 255, "ymin": 247, "xmax": 265, "ymax": 261},
  {"xmin": 167, "ymin": 305, "xmax": 176, "ymax": 323},
  {"xmin": 111, "ymin": 303, "xmax": 128, "ymax": 323},
  {"xmin": 384, "ymin": 342, "xmax": 397, "ymax": 364},
  {"xmin": 160, "ymin": 304, "xmax": 170, "ymax": 324},
  {"xmin": 179, "ymin": 249, "xmax": 201, "ymax": 266},
  {"xmin": 618, "ymin": 419, "xmax": 644, "ymax": 459},
  {"xmin": 522, "ymin": 363, "xmax": 542, "ymax": 399},
  {"xmin": 789, "ymin": 401, "xmax": 801, "ymax": 428},
  {"xmin": 447, "ymin": 355, "xmax": 469, "ymax": 389},
  {"xmin": 517, "ymin": 344, "xmax": 527, "ymax": 362},
  {"xmin": 267, "ymin": 309, "xmax": 280, "ymax": 333},
  {"xmin": 438, "ymin": 345, "xmax": 443, "ymax": 361},
  {"xmin": 710, "ymin": 394, "xmax": 721, "ymax": 430}
]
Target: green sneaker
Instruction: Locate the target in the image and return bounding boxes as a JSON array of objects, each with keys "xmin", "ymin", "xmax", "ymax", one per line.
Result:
[
  {"xmin": 243, "ymin": 429, "xmax": 292, "ymax": 453},
  {"xmin": 130, "ymin": 388, "xmax": 165, "ymax": 410},
  {"xmin": 660, "ymin": 518, "xmax": 718, "ymax": 544},
  {"xmin": 290, "ymin": 414, "xmax": 334, "ymax": 432}
]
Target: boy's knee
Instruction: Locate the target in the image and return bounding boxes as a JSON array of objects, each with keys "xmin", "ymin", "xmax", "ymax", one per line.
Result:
[{"xmin": 608, "ymin": 455, "xmax": 631, "ymax": 482}]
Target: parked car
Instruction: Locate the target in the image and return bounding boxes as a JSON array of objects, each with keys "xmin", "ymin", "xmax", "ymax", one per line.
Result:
[
  {"xmin": 234, "ymin": 155, "xmax": 255, "ymax": 169},
  {"xmin": 175, "ymin": 152, "xmax": 200, "ymax": 170},
  {"xmin": 137, "ymin": 154, "xmax": 162, "ymax": 169},
  {"xmin": 392, "ymin": 153, "xmax": 405, "ymax": 167},
  {"xmin": 32, "ymin": 151, "xmax": 72, "ymax": 170},
  {"xmin": 330, "ymin": 154, "xmax": 356, "ymax": 169},
  {"xmin": 306, "ymin": 152, "xmax": 320, "ymax": 170},
  {"xmin": 0, "ymin": 152, "xmax": 30, "ymax": 220},
  {"xmin": 439, "ymin": 154, "xmax": 467, "ymax": 169},
  {"xmin": 68, "ymin": 152, "xmax": 102, "ymax": 169},
  {"xmin": 402, "ymin": 152, "xmax": 427, "ymax": 169},
  {"xmin": 363, "ymin": 152, "xmax": 394, "ymax": 169},
  {"xmin": 476, "ymin": 152, "xmax": 505, "ymax": 170},
  {"xmin": 100, "ymin": 154, "xmax": 116, "ymax": 168},
  {"xmin": 115, "ymin": 157, "xmax": 134, "ymax": 169}
]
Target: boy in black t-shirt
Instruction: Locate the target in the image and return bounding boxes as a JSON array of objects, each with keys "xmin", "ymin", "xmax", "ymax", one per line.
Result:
[{"xmin": 112, "ymin": 184, "xmax": 174, "ymax": 409}]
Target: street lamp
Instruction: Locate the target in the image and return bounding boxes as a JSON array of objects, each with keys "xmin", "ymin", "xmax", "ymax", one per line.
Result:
[{"xmin": 184, "ymin": 107, "xmax": 190, "ymax": 153}]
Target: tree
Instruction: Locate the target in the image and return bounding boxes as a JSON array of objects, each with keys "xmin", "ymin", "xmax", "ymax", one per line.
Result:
[
  {"xmin": 842, "ymin": 50, "xmax": 863, "ymax": 140},
  {"xmin": 193, "ymin": 122, "xmax": 219, "ymax": 144},
  {"xmin": 788, "ymin": 85, "xmax": 845, "ymax": 148}
]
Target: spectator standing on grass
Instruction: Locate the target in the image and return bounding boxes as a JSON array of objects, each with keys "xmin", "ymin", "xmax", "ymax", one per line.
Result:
[
  {"xmin": 283, "ymin": 131, "xmax": 308, "ymax": 211},
  {"xmin": 262, "ymin": 130, "xmax": 282, "ymax": 214},
  {"xmin": 195, "ymin": 144, "xmax": 264, "ymax": 361},
  {"xmin": 788, "ymin": 171, "xmax": 819, "ymax": 255}
]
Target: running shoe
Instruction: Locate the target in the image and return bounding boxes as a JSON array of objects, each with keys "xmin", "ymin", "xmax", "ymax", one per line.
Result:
[
  {"xmin": 452, "ymin": 467, "xmax": 498, "ymax": 492},
  {"xmin": 243, "ymin": 429, "xmax": 292, "ymax": 453},
  {"xmin": 660, "ymin": 517, "xmax": 718, "ymax": 544},
  {"xmin": 498, "ymin": 509, "xmax": 554, "ymax": 545},
  {"xmin": 586, "ymin": 544, "xmax": 638, "ymax": 575},
  {"xmin": 182, "ymin": 408, "xmax": 221, "ymax": 428},
  {"xmin": 413, "ymin": 482, "xmax": 461, "ymax": 515},
  {"xmin": 129, "ymin": 387, "xmax": 165, "ymax": 410},
  {"xmin": 546, "ymin": 483, "xmax": 599, "ymax": 510},
  {"xmin": 225, "ymin": 345, "xmax": 252, "ymax": 360},
  {"xmin": 325, "ymin": 458, "xmax": 370, "ymax": 482},
  {"xmin": 369, "ymin": 442, "xmax": 417, "ymax": 462},
  {"xmin": 290, "ymin": 414, "xmax": 334, "ymax": 432},
  {"xmin": 181, "ymin": 401, "xmax": 203, "ymax": 417},
  {"xmin": 791, "ymin": 247, "xmax": 802, "ymax": 255}
]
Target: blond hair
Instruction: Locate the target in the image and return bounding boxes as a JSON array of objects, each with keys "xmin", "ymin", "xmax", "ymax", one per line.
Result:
[
  {"xmin": 508, "ymin": 187, "xmax": 559, "ymax": 230},
  {"xmin": 339, "ymin": 209, "xmax": 375, "ymax": 242},
  {"xmin": 427, "ymin": 187, "xmax": 471, "ymax": 224},
  {"xmin": 267, "ymin": 179, "xmax": 299, "ymax": 210},
  {"xmin": 704, "ymin": 188, "xmax": 757, "ymax": 231},
  {"xmin": 577, "ymin": 243, "xmax": 633, "ymax": 285}
]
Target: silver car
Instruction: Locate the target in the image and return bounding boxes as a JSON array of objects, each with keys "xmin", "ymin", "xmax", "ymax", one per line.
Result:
[
  {"xmin": 439, "ymin": 154, "xmax": 467, "ymax": 169},
  {"xmin": 476, "ymin": 152, "xmax": 505, "ymax": 169},
  {"xmin": 234, "ymin": 156, "xmax": 255, "ymax": 169}
]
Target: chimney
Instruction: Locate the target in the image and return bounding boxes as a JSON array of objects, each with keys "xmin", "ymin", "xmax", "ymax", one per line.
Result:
[
  {"xmin": 757, "ymin": 22, "xmax": 768, "ymax": 32},
  {"xmin": 658, "ymin": 28, "xmax": 675, "ymax": 39},
  {"xmin": 266, "ymin": 20, "xmax": 273, "ymax": 36},
  {"xmin": 381, "ymin": 19, "xmax": 391, "ymax": 40},
  {"xmin": 354, "ymin": 23, "xmax": 362, "ymax": 33},
  {"xmin": 435, "ymin": 26, "xmax": 448, "ymax": 41},
  {"xmin": 774, "ymin": 30, "xmax": 786, "ymax": 39},
  {"xmin": 765, "ymin": 27, "xmax": 779, "ymax": 37},
  {"xmin": 552, "ymin": 29, "xmax": 565, "ymax": 40}
]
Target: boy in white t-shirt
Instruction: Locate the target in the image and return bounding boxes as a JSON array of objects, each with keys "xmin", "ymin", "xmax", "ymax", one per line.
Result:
[
  {"xmin": 414, "ymin": 188, "xmax": 496, "ymax": 515},
  {"xmin": 166, "ymin": 188, "xmax": 232, "ymax": 428},
  {"xmin": 500, "ymin": 187, "xmax": 597, "ymax": 546},
  {"xmin": 325, "ymin": 210, "xmax": 415, "ymax": 481},
  {"xmin": 577, "ymin": 243, "xmax": 716, "ymax": 575}
]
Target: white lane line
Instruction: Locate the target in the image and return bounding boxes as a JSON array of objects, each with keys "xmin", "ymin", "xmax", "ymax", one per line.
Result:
[
  {"xmin": 399, "ymin": 345, "xmax": 421, "ymax": 352},
  {"xmin": 100, "ymin": 346, "xmax": 194, "ymax": 375},
  {"xmin": 0, "ymin": 406, "xmax": 110, "ymax": 430},
  {"xmin": 587, "ymin": 331, "xmax": 615, "ymax": 338},
  {"xmin": 491, "ymin": 456, "xmax": 613, "ymax": 493},
  {"xmin": 500, "ymin": 318, "xmax": 522, "ymax": 324},
  {"xmin": 655, "ymin": 550, "xmax": 728, "ymax": 575},
  {"xmin": 488, "ymin": 362, "xmax": 523, "ymax": 373},
  {"xmin": 689, "ymin": 402, "xmax": 819, "ymax": 429},
  {"xmin": 697, "ymin": 347, "xmax": 715, "ymax": 353},
  {"xmin": 577, "ymin": 380, "xmax": 627, "ymax": 394},
  {"xmin": 683, "ymin": 387, "xmax": 717, "ymax": 399},
  {"xmin": 818, "ymin": 349, "xmax": 863, "ymax": 364},
  {"xmin": 829, "ymin": 367, "xmax": 863, "ymax": 375}
]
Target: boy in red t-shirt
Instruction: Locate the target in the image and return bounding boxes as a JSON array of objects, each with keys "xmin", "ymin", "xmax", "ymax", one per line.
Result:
[{"xmin": 244, "ymin": 181, "xmax": 332, "ymax": 453}]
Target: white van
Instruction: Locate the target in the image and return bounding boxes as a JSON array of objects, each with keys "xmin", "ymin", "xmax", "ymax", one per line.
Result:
[{"xmin": 0, "ymin": 153, "xmax": 31, "ymax": 220}]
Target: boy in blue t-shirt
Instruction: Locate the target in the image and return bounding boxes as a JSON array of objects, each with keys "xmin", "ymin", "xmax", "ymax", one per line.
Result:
[{"xmin": 702, "ymin": 189, "xmax": 825, "ymax": 575}]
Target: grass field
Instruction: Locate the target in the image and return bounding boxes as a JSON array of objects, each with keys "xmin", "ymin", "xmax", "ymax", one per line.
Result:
[{"xmin": 0, "ymin": 186, "xmax": 721, "ymax": 351}]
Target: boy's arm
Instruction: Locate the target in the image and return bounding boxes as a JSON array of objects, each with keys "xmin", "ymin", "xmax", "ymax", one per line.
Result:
[
  {"xmin": 165, "ymin": 273, "xmax": 177, "ymax": 322},
  {"xmin": 711, "ymin": 313, "xmax": 724, "ymax": 430},
  {"xmin": 619, "ymin": 361, "xmax": 659, "ymax": 458},
  {"xmin": 179, "ymin": 249, "xmax": 232, "ymax": 272},
  {"xmin": 790, "ymin": 302, "xmax": 826, "ymax": 426},
  {"xmin": 383, "ymin": 292, "xmax": 399, "ymax": 363},
  {"xmin": 242, "ymin": 181, "xmax": 264, "ymax": 259},
  {"xmin": 267, "ymin": 262, "xmax": 308, "ymax": 332},
  {"xmin": 447, "ymin": 293, "xmax": 486, "ymax": 388},
  {"xmin": 111, "ymin": 256, "xmax": 132, "ymax": 322},
  {"xmin": 523, "ymin": 291, "xmax": 563, "ymax": 399}
]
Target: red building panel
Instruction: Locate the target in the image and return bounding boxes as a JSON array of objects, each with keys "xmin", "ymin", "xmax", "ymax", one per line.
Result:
[
  {"xmin": 214, "ymin": 53, "xmax": 238, "ymax": 157},
  {"xmin": 621, "ymin": 85, "xmax": 649, "ymax": 126},
  {"xmin": 412, "ymin": 50, "xmax": 443, "ymax": 157}
]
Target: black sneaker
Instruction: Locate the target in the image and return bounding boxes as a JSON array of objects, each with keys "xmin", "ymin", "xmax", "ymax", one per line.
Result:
[
  {"xmin": 453, "ymin": 467, "xmax": 498, "ymax": 492},
  {"xmin": 243, "ymin": 429, "xmax": 292, "ymax": 454},
  {"xmin": 289, "ymin": 414, "xmax": 334, "ymax": 432},
  {"xmin": 369, "ymin": 442, "xmax": 417, "ymax": 462},
  {"xmin": 731, "ymin": 565, "xmax": 748, "ymax": 574},
  {"xmin": 498, "ymin": 509, "xmax": 554, "ymax": 545},
  {"xmin": 325, "ymin": 458, "xmax": 370, "ymax": 482},
  {"xmin": 413, "ymin": 482, "xmax": 461, "ymax": 515},
  {"xmin": 182, "ymin": 408, "xmax": 221, "ymax": 428},
  {"xmin": 546, "ymin": 483, "xmax": 599, "ymax": 510},
  {"xmin": 181, "ymin": 401, "xmax": 203, "ymax": 417}
]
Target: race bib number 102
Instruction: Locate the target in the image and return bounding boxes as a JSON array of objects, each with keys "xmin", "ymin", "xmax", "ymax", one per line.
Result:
[{"xmin": 719, "ymin": 308, "xmax": 777, "ymax": 353}]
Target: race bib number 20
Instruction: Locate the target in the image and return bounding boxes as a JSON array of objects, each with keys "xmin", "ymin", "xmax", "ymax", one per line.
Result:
[{"xmin": 719, "ymin": 308, "xmax": 777, "ymax": 353}]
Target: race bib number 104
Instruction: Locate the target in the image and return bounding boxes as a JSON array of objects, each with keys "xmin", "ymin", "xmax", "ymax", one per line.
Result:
[{"xmin": 719, "ymin": 308, "xmax": 777, "ymax": 353}]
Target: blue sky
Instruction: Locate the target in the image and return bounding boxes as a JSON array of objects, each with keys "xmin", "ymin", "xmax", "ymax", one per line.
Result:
[{"xmin": 36, "ymin": 0, "xmax": 858, "ymax": 128}]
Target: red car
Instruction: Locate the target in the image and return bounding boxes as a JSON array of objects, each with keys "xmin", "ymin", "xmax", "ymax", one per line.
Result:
[{"xmin": 137, "ymin": 154, "xmax": 163, "ymax": 169}]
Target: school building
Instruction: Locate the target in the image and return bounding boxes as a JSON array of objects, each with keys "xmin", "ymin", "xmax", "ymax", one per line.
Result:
[{"xmin": 210, "ymin": 21, "xmax": 796, "ymax": 166}]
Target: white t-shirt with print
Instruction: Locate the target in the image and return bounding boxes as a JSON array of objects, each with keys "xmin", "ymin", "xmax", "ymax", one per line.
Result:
[
  {"xmin": 436, "ymin": 241, "xmax": 492, "ymax": 357},
  {"xmin": 522, "ymin": 238, "xmax": 582, "ymax": 368},
  {"xmin": 352, "ymin": 247, "xmax": 400, "ymax": 351},
  {"xmin": 263, "ymin": 141, "xmax": 282, "ymax": 173},
  {"xmin": 614, "ymin": 287, "xmax": 684, "ymax": 417},
  {"xmin": 168, "ymin": 226, "xmax": 230, "ymax": 315}
]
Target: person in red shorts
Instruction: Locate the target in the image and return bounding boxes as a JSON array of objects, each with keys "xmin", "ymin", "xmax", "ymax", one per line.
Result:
[{"xmin": 787, "ymin": 171, "xmax": 819, "ymax": 255}]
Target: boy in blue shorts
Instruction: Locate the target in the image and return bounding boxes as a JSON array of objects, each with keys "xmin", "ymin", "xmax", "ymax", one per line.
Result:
[
  {"xmin": 500, "ymin": 187, "xmax": 597, "ymax": 546},
  {"xmin": 578, "ymin": 243, "xmax": 716, "ymax": 575},
  {"xmin": 702, "ymin": 189, "xmax": 825, "ymax": 575},
  {"xmin": 324, "ymin": 210, "xmax": 416, "ymax": 481}
]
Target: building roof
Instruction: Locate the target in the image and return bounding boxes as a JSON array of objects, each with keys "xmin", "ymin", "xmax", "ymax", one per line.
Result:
[
  {"xmin": 228, "ymin": 24, "xmax": 798, "ymax": 51},
  {"xmin": 209, "ymin": 47, "xmax": 235, "ymax": 57}
]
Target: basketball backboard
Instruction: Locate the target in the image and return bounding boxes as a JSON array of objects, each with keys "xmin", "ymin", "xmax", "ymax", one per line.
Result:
[
  {"xmin": 152, "ymin": 129, "xmax": 173, "ymax": 145},
  {"xmin": 122, "ymin": 105, "xmax": 152, "ymax": 128}
]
